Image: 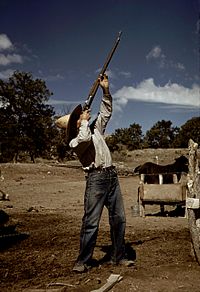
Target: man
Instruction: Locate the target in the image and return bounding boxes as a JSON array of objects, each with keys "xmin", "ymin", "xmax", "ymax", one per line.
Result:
[{"xmin": 56, "ymin": 74, "xmax": 134, "ymax": 272}]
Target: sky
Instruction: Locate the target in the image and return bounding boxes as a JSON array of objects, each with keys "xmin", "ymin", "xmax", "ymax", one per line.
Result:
[{"xmin": 0, "ymin": 0, "xmax": 199, "ymax": 134}]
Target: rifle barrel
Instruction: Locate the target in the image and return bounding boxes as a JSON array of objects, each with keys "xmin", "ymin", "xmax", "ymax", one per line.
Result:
[{"xmin": 83, "ymin": 31, "xmax": 122, "ymax": 110}]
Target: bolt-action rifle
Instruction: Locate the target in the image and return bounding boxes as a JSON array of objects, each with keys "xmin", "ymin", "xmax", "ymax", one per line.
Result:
[{"xmin": 83, "ymin": 31, "xmax": 122, "ymax": 111}]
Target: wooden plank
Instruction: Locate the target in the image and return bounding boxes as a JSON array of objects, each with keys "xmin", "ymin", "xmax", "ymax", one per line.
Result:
[
  {"xmin": 141, "ymin": 200, "xmax": 185, "ymax": 205},
  {"xmin": 141, "ymin": 184, "xmax": 186, "ymax": 201}
]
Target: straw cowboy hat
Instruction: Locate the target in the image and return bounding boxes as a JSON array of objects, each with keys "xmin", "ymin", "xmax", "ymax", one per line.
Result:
[{"xmin": 55, "ymin": 104, "xmax": 82, "ymax": 143}]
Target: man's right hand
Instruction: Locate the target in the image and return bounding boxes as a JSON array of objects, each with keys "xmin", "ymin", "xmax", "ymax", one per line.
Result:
[
  {"xmin": 77, "ymin": 109, "xmax": 91, "ymax": 128},
  {"xmin": 80, "ymin": 109, "xmax": 91, "ymax": 121}
]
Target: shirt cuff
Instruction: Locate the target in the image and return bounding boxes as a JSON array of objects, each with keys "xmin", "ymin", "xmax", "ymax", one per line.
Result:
[{"xmin": 81, "ymin": 120, "xmax": 89, "ymax": 126}]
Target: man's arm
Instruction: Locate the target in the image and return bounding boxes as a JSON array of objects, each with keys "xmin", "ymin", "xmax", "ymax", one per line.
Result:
[
  {"xmin": 69, "ymin": 110, "xmax": 92, "ymax": 148},
  {"xmin": 95, "ymin": 75, "xmax": 112, "ymax": 135}
]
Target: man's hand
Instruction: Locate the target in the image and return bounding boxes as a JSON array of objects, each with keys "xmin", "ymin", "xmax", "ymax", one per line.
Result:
[
  {"xmin": 77, "ymin": 109, "xmax": 91, "ymax": 128},
  {"xmin": 81, "ymin": 109, "xmax": 91, "ymax": 121},
  {"xmin": 99, "ymin": 74, "xmax": 110, "ymax": 94}
]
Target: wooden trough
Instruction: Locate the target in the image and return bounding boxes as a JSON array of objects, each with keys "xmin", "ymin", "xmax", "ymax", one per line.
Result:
[{"xmin": 138, "ymin": 173, "xmax": 187, "ymax": 217}]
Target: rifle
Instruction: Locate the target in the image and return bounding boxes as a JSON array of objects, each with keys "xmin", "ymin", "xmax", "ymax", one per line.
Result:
[
  {"xmin": 56, "ymin": 32, "xmax": 122, "ymax": 143},
  {"xmin": 82, "ymin": 31, "xmax": 122, "ymax": 111}
]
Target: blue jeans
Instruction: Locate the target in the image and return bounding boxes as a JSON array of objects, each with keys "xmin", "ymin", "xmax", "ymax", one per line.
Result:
[{"xmin": 76, "ymin": 167, "xmax": 126, "ymax": 264}]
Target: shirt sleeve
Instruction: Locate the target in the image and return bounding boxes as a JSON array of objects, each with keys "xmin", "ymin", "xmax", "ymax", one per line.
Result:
[
  {"xmin": 95, "ymin": 93, "xmax": 112, "ymax": 135},
  {"xmin": 69, "ymin": 120, "xmax": 92, "ymax": 148}
]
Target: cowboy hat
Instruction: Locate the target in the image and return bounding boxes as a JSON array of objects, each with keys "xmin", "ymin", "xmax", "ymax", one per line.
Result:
[{"xmin": 55, "ymin": 104, "xmax": 82, "ymax": 143}]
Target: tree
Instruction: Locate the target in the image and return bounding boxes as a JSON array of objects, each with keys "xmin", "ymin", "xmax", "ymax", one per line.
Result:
[
  {"xmin": 106, "ymin": 123, "xmax": 143, "ymax": 151},
  {"xmin": 0, "ymin": 71, "xmax": 57, "ymax": 162},
  {"xmin": 143, "ymin": 120, "xmax": 179, "ymax": 148},
  {"xmin": 125, "ymin": 123, "xmax": 143, "ymax": 150},
  {"xmin": 173, "ymin": 117, "xmax": 200, "ymax": 147}
]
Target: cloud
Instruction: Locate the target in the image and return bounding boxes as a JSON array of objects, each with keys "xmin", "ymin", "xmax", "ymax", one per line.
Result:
[
  {"xmin": 0, "ymin": 34, "xmax": 13, "ymax": 51},
  {"xmin": 0, "ymin": 34, "xmax": 23, "ymax": 68},
  {"xmin": 113, "ymin": 78, "xmax": 199, "ymax": 110},
  {"xmin": 146, "ymin": 46, "xmax": 163, "ymax": 60},
  {"xmin": 0, "ymin": 53, "xmax": 23, "ymax": 66},
  {"xmin": 119, "ymin": 71, "xmax": 132, "ymax": 78},
  {"xmin": 169, "ymin": 61, "xmax": 185, "ymax": 71},
  {"xmin": 146, "ymin": 45, "xmax": 185, "ymax": 71},
  {"xmin": 44, "ymin": 74, "xmax": 64, "ymax": 82},
  {"xmin": 146, "ymin": 46, "xmax": 166, "ymax": 68}
]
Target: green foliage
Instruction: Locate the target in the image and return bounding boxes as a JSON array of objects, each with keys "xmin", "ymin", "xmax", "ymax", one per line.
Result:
[
  {"xmin": 143, "ymin": 120, "xmax": 179, "ymax": 148},
  {"xmin": 0, "ymin": 71, "xmax": 58, "ymax": 162},
  {"xmin": 173, "ymin": 117, "xmax": 200, "ymax": 147},
  {"xmin": 106, "ymin": 123, "xmax": 143, "ymax": 151}
]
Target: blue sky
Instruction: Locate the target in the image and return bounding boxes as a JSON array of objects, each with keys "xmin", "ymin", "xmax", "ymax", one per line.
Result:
[{"xmin": 0, "ymin": 0, "xmax": 199, "ymax": 134}]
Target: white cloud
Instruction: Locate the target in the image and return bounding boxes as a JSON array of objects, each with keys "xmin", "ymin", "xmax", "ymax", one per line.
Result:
[
  {"xmin": 146, "ymin": 46, "xmax": 166, "ymax": 68},
  {"xmin": 113, "ymin": 78, "xmax": 199, "ymax": 110},
  {"xmin": 0, "ymin": 34, "xmax": 23, "ymax": 72},
  {"xmin": 169, "ymin": 61, "xmax": 185, "ymax": 71},
  {"xmin": 44, "ymin": 74, "xmax": 64, "ymax": 82},
  {"xmin": 0, "ymin": 34, "xmax": 13, "ymax": 51},
  {"xmin": 146, "ymin": 45, "xmax": 185, "ymax": 71},
  {"xmin": 0, "ymin": 53, "xmax": 23, "ymax": 66},
  {"xmin": 146, "ymin": 46, "xmax": 163, "ymax": 60},
  {"xmin": 119, "ymin": 71, "xmax": 132, "ymax": 78}
]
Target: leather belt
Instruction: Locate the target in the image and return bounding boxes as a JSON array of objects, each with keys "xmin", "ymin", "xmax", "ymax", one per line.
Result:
[{"xmin": 86, "ymin": 165, "xmax": 115, "ymax": 173}]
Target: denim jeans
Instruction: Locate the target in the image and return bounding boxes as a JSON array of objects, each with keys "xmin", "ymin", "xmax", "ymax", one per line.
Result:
[{"xmin": 76, "ymin": 167, "xmax": 126, "ymax": 264}]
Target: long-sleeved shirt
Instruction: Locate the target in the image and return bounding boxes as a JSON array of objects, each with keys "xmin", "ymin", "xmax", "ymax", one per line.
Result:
[{"xmin": 69, "ymin": 93, "xmax": 112, "ymax": 170}]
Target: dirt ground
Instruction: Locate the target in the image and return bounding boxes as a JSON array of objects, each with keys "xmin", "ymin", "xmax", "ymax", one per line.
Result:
[{"xmin": 1, "ymin": 149, "xmax": 200, "ymax": 292}]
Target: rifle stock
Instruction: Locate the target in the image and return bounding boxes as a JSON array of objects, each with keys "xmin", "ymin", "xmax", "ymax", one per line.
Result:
[{"xmin": 83, "ymin": 31, "xmax": 122, "ymax": 111}]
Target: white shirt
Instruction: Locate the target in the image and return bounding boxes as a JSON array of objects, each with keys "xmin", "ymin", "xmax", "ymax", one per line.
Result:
[{"xmin": 69, "ymin": 93, "xmax": 112, "ymax": 169}]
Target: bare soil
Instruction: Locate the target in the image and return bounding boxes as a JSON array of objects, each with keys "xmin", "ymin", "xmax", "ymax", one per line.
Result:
[{"xmin": 0, "ymin": 149, "xmax": 200, "ymax": 292}]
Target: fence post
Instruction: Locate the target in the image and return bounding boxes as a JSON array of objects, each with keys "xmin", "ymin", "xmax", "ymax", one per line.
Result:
[{"xmin": 187, "ymin": 139, "xmax": 200, "ymax": 265}]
